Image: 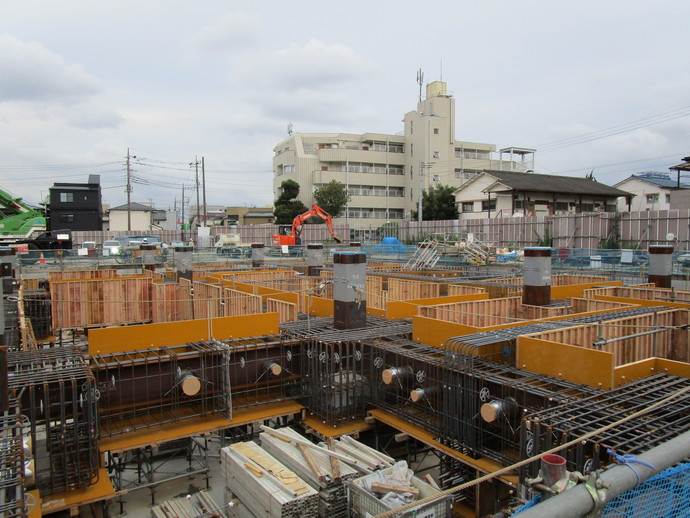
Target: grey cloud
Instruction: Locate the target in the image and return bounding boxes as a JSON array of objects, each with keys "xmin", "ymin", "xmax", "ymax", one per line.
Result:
[
  {"xmin": 190, "ymin": 12, "xmax": 262, "ymax": 51},
  {"xmin": 0, "ymin": 35, "xmax": 102, "ymax": 102}
]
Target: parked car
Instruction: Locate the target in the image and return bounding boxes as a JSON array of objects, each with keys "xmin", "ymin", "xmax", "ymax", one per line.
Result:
[{"xmin": 102, "ymin": 240, "xmax": 121, "ymax": 256}]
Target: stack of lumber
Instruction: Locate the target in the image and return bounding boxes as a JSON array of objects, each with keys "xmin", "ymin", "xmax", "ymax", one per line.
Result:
[
  {"xmin": 151, "ymin": 491, "xmax": 223, "ymax": 518},
  {"xmin": 259, "ymin": 427, "xmax": 394, "ymax": 518},
  {"xmin": 221, "ymin": 440, "xmax": 319, "ymax": 518}
]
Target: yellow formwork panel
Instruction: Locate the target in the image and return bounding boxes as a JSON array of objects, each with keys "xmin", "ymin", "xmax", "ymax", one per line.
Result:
[
  {"xmin": 387, "ymin": 293, "xmax": 488, "ymax": 319},
  {"xmin": 28, "ymin": 490, "xmax": 41, "ymax": 518},
  {"xmin": 412, "ymin": 315, "xmax": 478, "ymax": 348},
  {"xmin": 306, "ymin": 296, "xmax": 333, "ymax": 317},
  {"xmin": 615, "ymin": 357, "xmax": 690, "ymax": 386},
  {"xmin": 517, "ymin": 336, "xmax": 614, "ymax": 389},
  {"xmin": 41, "ymin": 467, "xmax": 119, "ymax": 515},
  {"xmin": 551, "ymin": 280, "xmax": 623, "ymax": 300},
  {"xmin": 303, "ymin": 415, "xmax": 371, "ymax": 438},
  {"xmin": 88, "ymin": 313, "xmax": 280, "ymax": 355}
]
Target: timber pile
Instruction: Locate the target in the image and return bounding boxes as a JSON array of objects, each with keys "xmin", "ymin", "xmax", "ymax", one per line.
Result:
[
  {"xmin": 259, "ymin": 428, "xmax": 393, "ymax": 518},
  {"xmin": 151, "ymin": 491, "xmax": 223, "ymax": 518},
  {"xmin": 221, "ymin": 440, "xmax": 319, "ymax": 518}
]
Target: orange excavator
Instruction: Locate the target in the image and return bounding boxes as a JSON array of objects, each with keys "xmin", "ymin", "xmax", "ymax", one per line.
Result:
[{"xmin": 272, "ymin": 204, "xmax": 342, "ymax": 246}]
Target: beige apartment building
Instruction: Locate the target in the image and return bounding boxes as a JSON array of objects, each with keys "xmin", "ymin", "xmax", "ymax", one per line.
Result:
[{"xmin": 272, "ymin": 81, "xmax": 534, "ymax": 228}]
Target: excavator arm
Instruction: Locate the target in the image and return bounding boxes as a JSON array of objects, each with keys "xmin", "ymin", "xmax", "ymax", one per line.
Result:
[{"xmin": 273, "ymin": 204, "xmax": 342, "ymax": 246}]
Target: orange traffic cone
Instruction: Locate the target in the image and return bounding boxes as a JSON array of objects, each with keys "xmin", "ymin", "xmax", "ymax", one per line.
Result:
[{"xmin": 38, "ymin": 252, "xmax": 46, "ymax": 264}]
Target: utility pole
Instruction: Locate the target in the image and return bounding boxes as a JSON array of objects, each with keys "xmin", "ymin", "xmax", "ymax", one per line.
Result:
[
  {"xmin": 181, "ymin": 184, "xmax": 185, "ymax": 243},
  {"xmin": 202, "ymin": 156, "xmax": 207, "ymax": 226},
  {"xmin": 126, "ymin": 148, "xmax": 132, "ymax": 231},
  {"xmin": 193, "ymin": 157, "xmax": 200, "ymax": 229}
]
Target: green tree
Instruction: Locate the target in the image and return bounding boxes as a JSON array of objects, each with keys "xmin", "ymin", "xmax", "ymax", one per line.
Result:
[
  {"xmin": 411, "ymin": 184, "xmax": 458, "ymax": 220},
  {"xmin": 274, "ymin": 180, "xmax": 308, "ymax": 224},
  {"xmin": 313, "ymin": 180, "xmax": 350, "ymax": 218}
]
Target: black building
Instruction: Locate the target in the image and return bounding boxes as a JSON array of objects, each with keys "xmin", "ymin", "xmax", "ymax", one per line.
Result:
[{"xmin": 48, "ymin": 175, "xmax": 103, "ymax": 231}]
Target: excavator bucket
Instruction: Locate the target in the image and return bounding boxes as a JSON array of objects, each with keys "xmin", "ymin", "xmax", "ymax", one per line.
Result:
[{"xmin": 332, "ymin": 233, "xmax": 342, "ymax": 243}]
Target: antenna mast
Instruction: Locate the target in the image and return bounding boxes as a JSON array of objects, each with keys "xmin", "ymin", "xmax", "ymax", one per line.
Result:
[{"xmin": 416, "ymin": 69, "xmax": 424, "ymax": 103}]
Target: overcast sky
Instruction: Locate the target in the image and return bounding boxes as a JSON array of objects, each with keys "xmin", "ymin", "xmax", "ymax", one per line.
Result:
[{"xmin": 1, "ymin": 1, "xmax": 689, "ymax": 211}]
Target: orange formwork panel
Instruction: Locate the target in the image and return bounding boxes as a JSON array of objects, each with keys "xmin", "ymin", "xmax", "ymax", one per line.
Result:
[
  {"xmin": 517, "ymin": 335, "xmax": 615, "ymax": 389},
  {"xmin": 99, "ymin": 400, "xmax": 303, "ymax": 454},
  {"xmin": 302, "ymin": 415, "xmax": 371, "ymax": 439},
  {"xmin": 88, "ymin": 313, "xmax": 280, "ymax": 355},
  {"xmin": 40, "ymin": 468, "xmax": 119, "ymax": 515}
]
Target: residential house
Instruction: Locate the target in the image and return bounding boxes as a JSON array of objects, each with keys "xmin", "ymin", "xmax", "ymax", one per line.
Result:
[
  {"xmin": 108, "ymin": 202, "xmax": 177, "ymax": 231},
  {"xmin": 614, "ymin": 172, "xmax": 690, "ymax": 212},
  {"xmin": 454, "ymin": 171, "xmax": 631, "ymax": 220}
]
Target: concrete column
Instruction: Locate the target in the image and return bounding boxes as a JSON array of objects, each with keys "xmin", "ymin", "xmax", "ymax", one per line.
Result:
[
  {"xmin": 522, "ymin": 247, "xmax": 552, "ymax": 306},
  {"xmin": 174, "ymin": 245, "xmax": 194, "ymax": 281},
  {"xmin": 140, "ymin": 244, "xmax": 158, "ymax": 272},
  {"xmin": 251, "ymin": 243, "xmax": 265, "ymax": 268},
  {"xmin": 648, "ymin": 245, "xmax": 673, "ymax": 288},
  {"xmin": 333, "ymin": 251, "xmax": 366, "ymax": 329},
  {"xmin": 307, "ymin": 243, "xmax": 323, "ymax": 276}
]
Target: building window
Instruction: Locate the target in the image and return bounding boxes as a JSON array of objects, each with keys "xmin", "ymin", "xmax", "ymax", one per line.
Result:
[
  {"xmin": 434, "ymin": 128, "xmax": 439, "ymax": 135},
  {"xmin": 581, "ymin": 203, "xmax": 594, "ymax": 212},
  {"xmin": 433, "ymin": 151, "xmax": 439, "ymax": 159},
  {"xmin": 461, "ymin": 202, "xmax": 474, "ymax": 212},
  {"xmin": 481, "ymin": 199, "xmax": 496, "ymax": 211},
  {"xmin": 646, "ymin": 193, "xmax": 659, "ymax": 204},
  {"xmin": 60, "ymin": 192, "xmax": 73, "ymax": 203},
  {"xmin": 606, "ymin": 204, "xmax": 617, "ymax": 212},
  {"xmin": 410, "ymin": 143, "xmax": 413, "ymax": 157},
  {"xmin": 59, "ymin": 214, "xmax": 74, "ymax": 222},
  {"xmin": 666, "ymin": 193, "xmax": 671, "ymax": 203},
  {"xmin": 283, "ymin": 165, "xmax": 295, "ymax": 174},
  {"xmin": 410, "ymin": 121, "xmax": 413, "ymax": 135},
  {"xmin": 554, "ymin": 202, "xmax": 568, "ymax": 212}
]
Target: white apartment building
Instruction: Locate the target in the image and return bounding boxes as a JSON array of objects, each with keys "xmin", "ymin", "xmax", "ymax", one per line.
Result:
[{"xmin": 272, "ymin": 81, "xmax": 534, "ymax": 228}]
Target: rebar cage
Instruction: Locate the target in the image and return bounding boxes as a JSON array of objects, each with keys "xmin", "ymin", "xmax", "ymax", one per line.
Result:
[
  {"xmin": 8, "ymin": 347, "xmax": 99, "ymax": 496},
  {"xmin": 0, "ymin": 401, "xmax": 29, "ymax": 518}
]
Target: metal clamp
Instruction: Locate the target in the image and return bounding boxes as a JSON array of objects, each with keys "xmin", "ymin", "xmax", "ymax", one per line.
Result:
[{"xmin": 584, "ymin": 471, "xmax": 609, "ymax": 518}]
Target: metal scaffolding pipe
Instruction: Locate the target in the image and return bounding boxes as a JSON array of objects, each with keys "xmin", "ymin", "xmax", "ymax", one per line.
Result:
[
  {"xmin": 516, "ymin": 429, "xmax": 690, "ymax": 518},
  {"xmin": 592, "ymin": 326, "xmax": 668, "ymax": 347}
]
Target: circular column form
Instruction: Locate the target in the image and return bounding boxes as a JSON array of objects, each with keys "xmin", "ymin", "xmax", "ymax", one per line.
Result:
[
  {"xmin": 648, "ymin": 245, "xmax": 673, "ymax": 288},
  {"xmin": 307, "ymin": 243, "xmax": 324, "ymax": 276},
  {"xmin": 522, "ymin": 247, "xmax": 552, "ymax": 306},
  {"xmin": 251, "ymin": 243, "xmax": 265, "ymax": 268},
  {"xmin": 174, "ymin": 245, "xmax": 194, "ymax": 280},
  {"xmin": 140, "ymin": 243, "xmax": 158, "ymax": 270}
]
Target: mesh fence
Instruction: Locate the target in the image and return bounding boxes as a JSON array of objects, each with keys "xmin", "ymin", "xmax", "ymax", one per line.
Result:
[{"xmin": 513, "ymin": 463, "xmax": 690, "ymax": 517}]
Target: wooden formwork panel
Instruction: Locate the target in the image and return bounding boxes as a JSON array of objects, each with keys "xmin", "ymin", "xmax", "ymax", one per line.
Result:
[
  {"xmin": 527, "ymin": 309, "xmax": 690, "ymax": 366},
  {"xmin": 387, "ymin": 278, "xmax": 441, "ymax": 301},
  {"xmin": 519, "ymin": 304, "xmax": 566, "ymax": 320},
  {"xmin": 20, "ymin": 278, "xmax": 41, "ymax": 290},
  {"xmin": 51, "ymin": 277, "xmax": 152, "ymax": 329},
  {"xmin": 266, "ymin": 298, "xmax": 297, "ymax": 323},
  {"xmin": 552, "ymin": 274, "xmax": 609, "ymax": 286},
  {"xmin": 447, "ymin": 285, "xmax": 486, "ymax": 296},
  {"xmin": 570, "ymin": 298, "xmax": 633, "ymax": 314},
  {"xmin": 193, "ymin": 281, "xmax": 224, "ymax": 319},
  {"xmin": 582, "ymin": 286, "xmax": 618, "ymax": 299},
  {"xmin": 220, "ymin": 269, "xmax": 297, "ymax": 285},
  {"xmin": 151, "ymin": 282, "xmax": 193, "ymax": 323},
  {"xmin": 367, "ymin": 289, "xmax": 388, "ymax": 311},
  {"xmin": 419, "ymin": 296, "xmax": 521, "ymax": 327},
  {"xmin": 223, "ymin": 288, "xmax": 262, "ymax": 317},
  {"xmin": 49, "ymin": 269, "xmax": 119, "ymax": 281}
]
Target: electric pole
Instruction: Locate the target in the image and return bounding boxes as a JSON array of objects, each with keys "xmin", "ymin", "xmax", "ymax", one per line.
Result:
[
  {"xmin": 202, "ymin": 156, "xmax": 207, "ymax": 226},
  {"xmin": 181, "ymin": 184, "xmax": 185, "ymax": 242},
  {"xmin": 126, "ymin": 148, "xmax": 132, "ymax": 231},
  {"xmin": 194, "ymin": 157, "xmax": 200, "ymax": 228}
]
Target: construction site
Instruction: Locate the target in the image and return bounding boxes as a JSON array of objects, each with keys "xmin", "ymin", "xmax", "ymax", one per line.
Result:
[{"xmin": 1, "ymin": 240, "xmax": 690, "ymax": 518}]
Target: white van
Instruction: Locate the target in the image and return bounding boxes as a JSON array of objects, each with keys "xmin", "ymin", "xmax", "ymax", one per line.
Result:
[{"xmin": 102, "ymin": 240, "xmax": 121, "ymax": 256}]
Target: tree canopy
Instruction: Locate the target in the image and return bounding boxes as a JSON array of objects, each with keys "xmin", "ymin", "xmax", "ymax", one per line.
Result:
[
  {"xmin": 313, "ymin": 180, "xmax": 350, "ymax": 218},
  {"xmin": 411, "ymin": 183, "xmax": 458, "ymax": 221},
  {"xmin": 274, "ymin": 179, "xmax": 309, "ymax": 224}
]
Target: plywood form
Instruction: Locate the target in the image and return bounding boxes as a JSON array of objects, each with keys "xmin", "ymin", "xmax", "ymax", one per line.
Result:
[
  {"xmin": 447, "ymin": 284, "xmax": 487, "ymax": 296},
  {"xmin": 387, "ymin": 278, "xmax": 440, "ymax": 301},
  {"xmin": 224, "ymin": 288, "xmax": 262, "ymax": 317},
  {"xmin": 519, "ymin": 304, "xmax": 566, "ymax": 320},
  {"xmin": 151, "ymin": 282, "xmax": 193, "ymax": 323},
  {"xmin": 583, "ymin": 285, "xmax": 690, "ymax": 302},
  {"xmin": 524, "ymin": 308, "xmax": 690, "ymax": 365},
  {"xmin": 220, "ymin": 269, "xmax": 298, "ymax": 285},
  {"xmin": 419, "ymin": 297, "xmax": 522, "ymax": 327},
  {"xmin": 570, "ymin": 298, "xmax": 634, "ymax": 314},
  {"xmin": 48, "ymin": 269, "xmax": 118, "ymax": 281},
  {"xmin": 221, "ymin": 441, "xmax": 319, "ymax": 518},
  {"xmin": 193, "ymin": 281, "xmax": 224, "ymax": 319},
  {"xmin": 50, "ymin": 277, "xmax": 151, "ymax": 329},
  {"xmin": 266, "ymin": 299, "xmax": 298, "ymax": 323}
]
